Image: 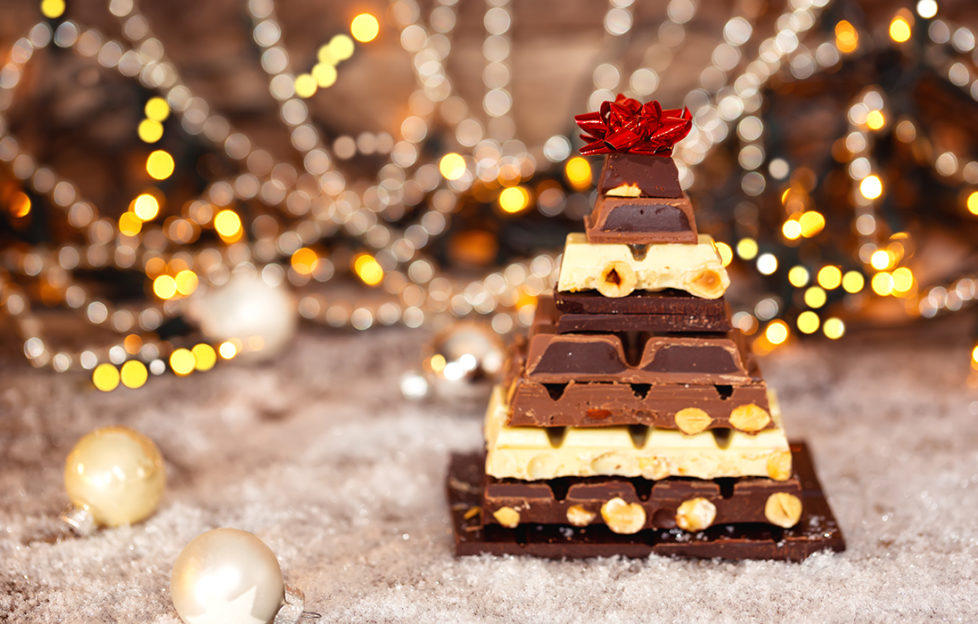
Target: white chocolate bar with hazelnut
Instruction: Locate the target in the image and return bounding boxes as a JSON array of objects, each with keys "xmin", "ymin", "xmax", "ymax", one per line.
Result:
[
  {"xmin": 484, "ymin": 385, "xmax": 791, "ymax": 481},
  {"xmin": 555, "ymin": 233, "xmax": 730, "ymax": 299}
]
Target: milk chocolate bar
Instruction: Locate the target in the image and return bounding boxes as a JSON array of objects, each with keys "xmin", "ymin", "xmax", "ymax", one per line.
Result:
[
  {"xmin": 585, "ymin": 195, "xmax": 698, "ymax": 245},
  {"xmin": 484, "ymin": 386, "xmax": 792, "ymax": 481},
  {"xmin": 597, "ymin": 153, "xmax": 682, "ymax": 198},
  {"xmin": 483, "ymin": 471, "xmax": 804, "ymax": 531},
  {"xmin": 446, "ymin": 442, "xmax": 845, "ymax": 561},
  {"xmin": 546, "ymin": 290, "xmax": 731, "ymax": 333},
  {"xmin": 556, "ymin": 233, "xmax": 729, "ymax": 299},
  {"xmin": 506, "ymin": 377, "xmax": 772, "ymax": 431},
  {"xmin": 525, "ymin": 318, "xmax": 756, "ymax": 385},
  {"xmin": 504, "ymin": 331, "xmax": 772, "ymax": 431}
]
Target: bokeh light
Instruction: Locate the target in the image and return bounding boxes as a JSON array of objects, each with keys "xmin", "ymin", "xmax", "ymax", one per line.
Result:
[
  {"xmin": 146, "ymin": 150, "xmax": 175, "ymax": 180},
  {"xmin": 40, "ymin": 0, "xmax": 65, "ymax": 19},
  {"xmin": 192, "ymin": 344, "xmax": 217, "ymax": 371},
  {"xmin": 765, "ymin": 320, "xmax": 789, "ymax": 345},
  {"xmin": 889, "ymin": 13, "xmax": 912, "ymax": 43},
  {"xmin": 137, "ymin": 119, "xmax": 164, "ymax": 143},
  {"xmin": 291, "ymin": 247, "xmax": 319, "ymax": 275},
  {"xmin": 351, "ymin": 13, "xmax": 379, "ymax": 43},
  {"xmin": 169, "ymin": 348, "xmax": 195, "ymax": 376},
  {"xmin": 564, "ymin": 157, "xmax": 592, "ymax": 190},
  {"xmin": 120, "ymin": 360, "xmax": 148, "ymax": 389},
  {"xmin": 498, "ymin": 186, "xmax": 530, "ymax": 214},
  {"xmin": 92, "ymin": 363, "xmax": 120, "ymax": 392},
  {"xmin": 835, "ymin": 20, "xmax": 859, "ymax": 54},
  {"xmin": 796, "ymin": 311, "xmax": 820, "ymax": 334},
  {"xmin": 214, "ymin": 209, "xmax": 243, "ymax": 242},
  {"xmin": 859, "ymin": 174, "xmax": 883, "ymax": 200},
  {"xmin": 145, "ymin": 97, "xmax": 170, "ymax": 121},
  {"xmin": 132, "ymin": 193, "xmax": 160, "ymax": 221},
  {"xmin": 736, "ymin": 238, "xmax": 758, "ymax": 261},
  {"xmin": 152, "ymin": 275, "xmax": 178, "ymax": 299},
  {"xmin": 439, "ymin": 153, "xmax": 467, "ymax": 180},
  {"xmin": 354, "ymin": 253, "xmax": 384, "ymax": 286},
  {"xmin": 823, "ymin": 317, "xmax": 846, "ymax": 339}
]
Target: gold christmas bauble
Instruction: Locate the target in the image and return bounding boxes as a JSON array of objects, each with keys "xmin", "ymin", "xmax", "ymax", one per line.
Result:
[{"xmin": 63, "ymin": 426, "xmax": 166, "ymax": 527}]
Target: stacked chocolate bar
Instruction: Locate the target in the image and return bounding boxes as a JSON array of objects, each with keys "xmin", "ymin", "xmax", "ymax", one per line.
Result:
[{"xmin": 447, "ymin": 97, "xmax": 844, "ymax": 561}]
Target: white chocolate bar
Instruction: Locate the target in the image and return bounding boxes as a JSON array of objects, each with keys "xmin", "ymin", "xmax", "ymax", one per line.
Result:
[
  {"xmin": 484, "ymin": 385, "xmax": 791, "ymax": 481},
  {"xmin": 556, "ymin": 233, "xmax": 730, "ymax": 299}
]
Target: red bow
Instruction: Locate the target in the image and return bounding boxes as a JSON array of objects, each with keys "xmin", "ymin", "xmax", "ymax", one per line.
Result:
[{"xmin": 575, "ymin": 95, "xmax": 692, "ymax": 155}]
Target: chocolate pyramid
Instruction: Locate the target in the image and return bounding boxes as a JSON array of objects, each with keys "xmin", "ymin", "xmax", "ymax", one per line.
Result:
[{"xmin": 447, "ymin": 96, "xmax": 844, "ymax": 560}]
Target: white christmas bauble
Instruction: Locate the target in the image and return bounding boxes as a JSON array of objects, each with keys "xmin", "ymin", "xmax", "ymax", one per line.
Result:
[
  {"xmin": 187, "ymin": 271, "xmax": 297, "ymax": 360},
  {"xmin": 423, "ymin": 321, "xmax": 505, "ymax": 401},
  {"xmin": 171, "ymin": 528, "xmax": 285, "ymax": 624}
]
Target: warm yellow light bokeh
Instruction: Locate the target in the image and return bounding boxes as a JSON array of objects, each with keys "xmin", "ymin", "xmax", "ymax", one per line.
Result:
[
  {"xmin": 788, "ymin": 265, "xmax": 810, "ymax": 288},
  {"xmin": 823, "ymin": 317, "xmax": 845, "ymax": 339},
  {"xmin": 804, "ymin": 286, "xmax": 827, "ymax": 308},
  {"xmin": 817, "ymin": 265, "xmax": 842, "ymax": 290},
  {"xmin": 119, "ymin": 212, "xmax": 143, "ymax": 236},
  {"xmin": 736, "ymin": 238, "xmax": 758, "ymax": 261},
  {"xmin": 351, "ymin": 13, "xmax": 380, "ymax": 43},
  {"xmin": 354, "ymin": 253, "xmax": 384, "ymax": 286},
  {"xmin": 329, "ymin": 34, "xmax": 355, "ymax": 60},
  {"xmin": 782, "ymin": 219, "xmax": 802, "ymax": 240},
  {"xmin": 145, "ymin": 97, "xmax": 170, "ymax": 121},
  {"xmin": 175, "ymin": 270, "xmax": 198, "ymax": 296},
  {"xmin": 966, "ymin": 191, "xmax": 978, "ymax": 215},
  {"xmin": 313, "ymin": 63, "xmax": 338, "ymax": 87},
  {"xmin": 499, "ymin": 186, "xmax": 530, "ymax": 214},
  {"xmin": 796, "ymin": 311, "xmax": 820, "ymax": 334},
  {"xmin": 842, "ymin": 270, "xmax": 865, "ymax": 293},
  {"xmin": 889, "ymin": 15, "xmax": 912, "ymax": 43},
  {"xmin": 439, "ymin": 153, "xmax": 467, "ymax": 180},
  {"xmin": 294, "ymin": 74, "xmax": 318, "ymax": 98},
  {"xmin": 120, "ymin": 360, "xmax": 148, "ymax": 389},
  {"xmin": 866, "ymin": 110, "xmax": 886, "ymax": 130},
  {"xmin": 859, "ymin": 174, "xmax": 883, "ymax": 200},
  {"xmin": 765, "ymin": 320, "xmax": 789, "ymax": 345},
  {"xmin": 132, "ymin": 193, "xmax": 160, "ymax": 221},
  {"xmin": 137, "ymin": 119, "xmax": 164, "ymax": 143},
  {"xmin": 891, "ymin": 267, "xmax": 914, "ymax": 293},
  {"xmin": 219, "ymin": 340, "xmax": 240, "ymax": 360},
  {"xmin": 169, "ymin": 348, "xmax": 195, "ymax": 376},
  {"xmin": 192, "ymin": 344, "xmax": 217, "ymax": 371},
  {"xmin": 92, "ymin": 363, "xmax": 120, "ymax": 392},
  {"xmin": 564, "ymin": 157, "xmax": 592, "ymax": 190},
  {"xmin": 871, "ymin": 271, "xmax": 894, "ymax": 296},
  {"xmin": 798, "ymin": 211, "xmax": 825, "ymax": 237},
  {"xmin": 715, "ymin": 242, "xmax": 733, "ymax": 267},
  {"xmin": 146, "ymin": 150, "xmax": 175, "ymax": 180},
  {"xmin": 870, "ymin": 249, "xmax": 892, "ymax": 270},
  {"xmin": 291, "ymin": 247, "xmax": 319, "ymax": 275},
  {"xmin": 214, "ymin": 209, "xmax": 243, "ymax": 242},
  {"xmin": 11, "ymin": 192, "xmax": 31, "ymax": 218},
  {"xmin": 153, "ymin": 275, "xmax": 178, "ymax": 300},
  {"xmin": 835, "ymin": 20, "xmax": 859, "ymax": 54},
  {"xmin": 40, "ymin": 0, "xmax": 65, "ymax": 19}
]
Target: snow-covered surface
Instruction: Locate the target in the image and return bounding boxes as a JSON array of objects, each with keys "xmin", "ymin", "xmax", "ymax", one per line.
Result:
[{"xmin": 1, "ymin": 325, "xmax": 976, "ymax": 622}]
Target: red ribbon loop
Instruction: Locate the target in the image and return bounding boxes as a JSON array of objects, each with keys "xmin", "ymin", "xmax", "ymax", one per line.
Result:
[{"xmin": 574, "ymin": 94, "xmax": 692, "ymax": 156}]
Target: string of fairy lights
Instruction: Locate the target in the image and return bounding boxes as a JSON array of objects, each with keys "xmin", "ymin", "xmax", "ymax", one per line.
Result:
[{"xmin": 1, "ymin": 0, "xmax": 977, "ymax": 391}]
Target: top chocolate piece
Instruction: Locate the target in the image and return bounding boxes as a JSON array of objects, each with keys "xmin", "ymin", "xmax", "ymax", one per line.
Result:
[{"xmin": 598, "ymin": 153, "xmax": 682, "ymax": 198}]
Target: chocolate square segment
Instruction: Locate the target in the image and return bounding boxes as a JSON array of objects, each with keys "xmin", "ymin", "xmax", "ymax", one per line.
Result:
[
  {"xmin": 597, "ymin": 153, "xmax": 682, "ymax": 198},
  {"xmin": 585, "ymin": 195, "xmax": 698, "ymax": 244}
]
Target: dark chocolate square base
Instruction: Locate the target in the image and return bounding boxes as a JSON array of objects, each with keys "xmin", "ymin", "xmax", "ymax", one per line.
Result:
[{"xmin": 446, "ymin": 442, "xmax": 845, "ymax": 561}]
